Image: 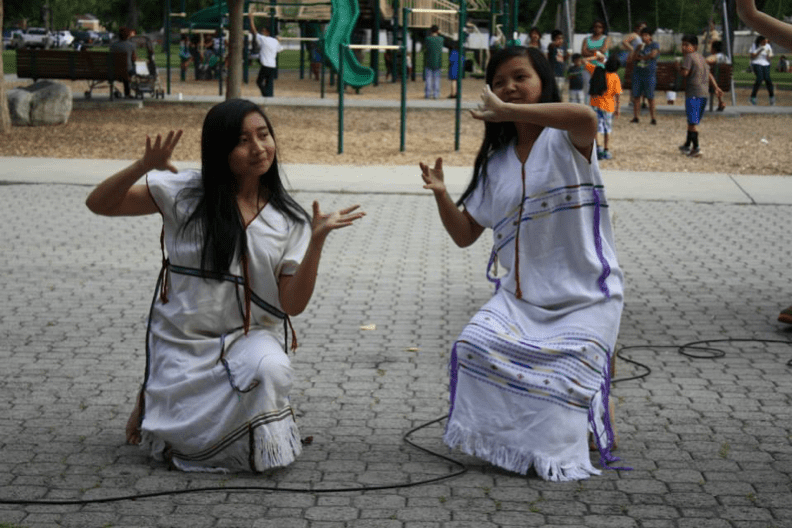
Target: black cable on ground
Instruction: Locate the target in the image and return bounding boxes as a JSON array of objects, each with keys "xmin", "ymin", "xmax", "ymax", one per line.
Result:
[
  {"xmin": 613, "ymin": 338, "xmax": 791, "ymax": 385},
  {"xmin": 2, "ymin": 338, "xmax": 789, "ymax": 505},
  {"xmin": 0, "ymin": 415, "xmax": 466, "ymax": 505}
]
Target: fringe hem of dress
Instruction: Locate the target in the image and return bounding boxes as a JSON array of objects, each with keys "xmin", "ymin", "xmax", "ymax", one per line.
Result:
[
  {"xmin": 142, "ymin": 415, "xmax": 302, "ymax": 473},
  {"xmin": 443, "ymin": 420, "xmax": 601, "ymax": 482}
]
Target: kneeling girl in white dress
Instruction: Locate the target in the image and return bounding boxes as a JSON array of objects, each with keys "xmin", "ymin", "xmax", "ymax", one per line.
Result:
[
  {"xmin": 86, "ymin": 99, "xmax": 365, "ymax": 472},
  {"xmin": 420, "ymin": 47, "xmax": 625, "ymax": 481}
]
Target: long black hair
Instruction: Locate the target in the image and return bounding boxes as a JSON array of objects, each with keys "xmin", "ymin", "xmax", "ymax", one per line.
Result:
[
  {"xmin": 457, "ymin": 46, "xmax": 560, "ymax": 206},
  {"xmin": 179, "ymin": 98, "xmax": 309, "ymax": 277},
  {"xmin": 588, "ymin": 54, "xmax": 620, "ymax": 96}
]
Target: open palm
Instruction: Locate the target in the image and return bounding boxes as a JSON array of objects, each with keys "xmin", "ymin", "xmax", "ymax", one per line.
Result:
[{"xmin": 420, "ymin": 157, "xmax": 446, "ymax": 194}]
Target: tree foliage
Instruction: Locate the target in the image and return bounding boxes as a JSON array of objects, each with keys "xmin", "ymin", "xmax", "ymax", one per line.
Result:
[
  {"xmin": 4, "ymin": 0, "xmax": 220, "ymax": 33},
  {"xmin": 515, "ymin": 0, "xmax": 791, "ymax": 35}
]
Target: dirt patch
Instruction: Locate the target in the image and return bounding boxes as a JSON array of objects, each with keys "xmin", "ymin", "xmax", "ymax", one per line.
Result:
[{"xmin": 3, "ymin": 70, "xmax": 791, "ymax": 175}]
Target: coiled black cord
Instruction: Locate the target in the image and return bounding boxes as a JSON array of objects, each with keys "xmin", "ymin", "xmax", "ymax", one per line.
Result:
[
  {"xmin": 613, "ymin": 338, "xmax": 791, "ymax": 385},
  {"xmin": 0, "ymin": 415, "xmax": 466, "ymax": 505},
  {"xmin": 2, "ymin": 338, "xmax": 789, "ymax": 505}
]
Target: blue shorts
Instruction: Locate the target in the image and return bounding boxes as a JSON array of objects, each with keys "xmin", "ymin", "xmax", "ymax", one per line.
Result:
[
  {"xmin": 632, "ymin": 70, "xmax": 656, "ymax": 100},
  {"xmin": 592, "ymin": 106, "xmax": 613, "ymax": 134},
  {"xmin": 685, "ymin": 97, "xmax": 708, "ymax": 125}
]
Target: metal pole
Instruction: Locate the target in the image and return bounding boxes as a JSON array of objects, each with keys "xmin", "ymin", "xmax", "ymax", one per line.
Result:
[
  {"xmin": 243, "ymin": 33, "xmax": 249, "ymax": 83},
  {"xmin": 299, "ymin": 23, "xmax": 305, "ymax": 79},
  {"xmin": 627, "ymin": 0, "xmax": 632, "ymax": 35},
  {"xmin": 513, "ymin": 0, "xmax": 519, "ymax": 43},
  {"xmin": 338, "ymin": 42, "xmax": 345, "ymax": 154},
  {"xmin": 373, "ymin": 0, "xmax": 381, "ymax": 86},
  {"xmin": 722, "ymin": 0, "xmax": 736, "ymax": 107},
  {"xmin": 455, "ymin": 3, "xmax": 465, "ymax": 151},
  {"xmin": 320, "ymin": 37, "xmax": 326, "ymax": 98},
  {"xmin": 217, "ymin": 0, "xmax": 223, "ymax": 96},
  {"xmin": 564, "ymin": 0, "xmax": 573, "ymax": 59},
  {"xmin": 166, "ymin": 0, "xmax": 172, "ymax": 94},
  {"xmin": 400, "ymin": 8, "xmax": 409, "ymax": 152}
]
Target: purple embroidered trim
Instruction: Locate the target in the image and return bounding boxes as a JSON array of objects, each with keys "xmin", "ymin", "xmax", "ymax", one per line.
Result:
[
  {"xmin": 486, "ymin": 249, "xmax": 501, "ymax": 293},
  {"xmin": 447, "ymin": 342, "xmax": 460, "ymax": 421},
  {"xmin": 588, "ymin": 352, "xmax": 632, "ymax": 471},
  {"xmin": 592, "ymin": 187, "xmax": 611, "ymax": 298}
]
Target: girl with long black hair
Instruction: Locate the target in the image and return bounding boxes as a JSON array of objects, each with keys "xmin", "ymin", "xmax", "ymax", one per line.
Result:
[
  {"xmin": 419, "ymin": 47, "xmax": 624, "ymax": 481},
  {"xmin": 86, "ymin": 99, "xmax": 364, "ymax": 472}
]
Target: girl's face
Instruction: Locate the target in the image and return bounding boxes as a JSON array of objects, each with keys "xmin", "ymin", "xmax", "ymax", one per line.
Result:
[
  {"xmin": 228, "ymin": 111, "xmax": 276, "ymax": 183},
  {"xmin": 491, "ymin": 55, "xmax": 542, "ymax": 106},
  {"xmin": 530, "ymin": 30, "xmax": 541, "ymax": 43},
  {"xmin": 593, "ymin": 22, "xmax": 604, "ymax": 35}
]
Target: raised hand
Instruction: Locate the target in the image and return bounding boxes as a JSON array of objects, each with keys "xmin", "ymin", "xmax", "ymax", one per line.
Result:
[
  {"xmin": 142, "ymin": 130, "xmax": 183, "ymax": 173},
  {"xmin": 311, "ymin": 201, "xmax": 365, "ymax": 242},
  {"xmin": 469, "ymin": 85, "xmax": 508, "ymax": 122},
  {"xmin": 419, "ymin": 157, "xmax": 446, "ymax": 194}
]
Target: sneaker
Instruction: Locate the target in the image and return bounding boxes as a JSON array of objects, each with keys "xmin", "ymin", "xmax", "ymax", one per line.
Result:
[
  {"xmin": 602, "ymin": 150, "xmax": 612, "ymax": 160},
  {"xmin": 770, "ymin": 96, "xmax": 776, "ymax": 106},
  {"xmin": 679, "ymin": 144, "xmax": 691, "ymax": 154},
  {"xmin": 687, "ymin": 146, "xmax": 701, "ymax": 158},
  {"xmin": 750, "ymin": 97, "xmax": 757, "ymax": 105},
  {"xmin": 597, "ymin": 151, "xmax": 604, "ymax": 160},
  {"xmin": 630, "ymin": 117, "xmax": 639, "ymax": 123},
  {"xmin": 650, "ymin": 118, "xmax": 657, "ymax": 125}
]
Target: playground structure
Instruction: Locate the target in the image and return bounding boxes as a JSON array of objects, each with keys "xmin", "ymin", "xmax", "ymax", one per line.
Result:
[{"xmin": 163, "ymin": 0, "xmax": 514, "ymax": 152}]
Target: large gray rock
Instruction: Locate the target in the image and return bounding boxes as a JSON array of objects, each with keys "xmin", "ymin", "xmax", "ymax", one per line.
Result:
[{"xmin": 7, "ymin": 80, "xmax": 72, "ymax": 126}]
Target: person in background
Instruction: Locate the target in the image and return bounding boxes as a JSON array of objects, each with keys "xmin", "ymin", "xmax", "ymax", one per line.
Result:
[
  {"xmin": 621, "ymin": 21, "xmax": 647, "ymax": 109},
  {"xmin": 705, "ymin": 40, "xmax": 729, "ymax": 111},
  {"xmin": 584, "ymin": 52, "xmax": 622, "ymax": 160},
  {"xmin": 248, "ymin": 10, "xmax": 283, "ymax": 97},
  {"xmin": 629, "ymin": 27, "xmax": 659, "ymax": 125},
  {"xmin": 677, "ymin": 34, "xmax": 723, "ymax": 158},
  {"xmin": 423, "ymin": 25, "xmax": 444, "ymax": 99},
  {"xmin": 749, "ymin": 35, "xmax": 775, "ymax": 105},
  {"xmin": 109, "ymin": 27, "xmax": 137, "ymax": 98},
  {"xmin": 547, "ymin": 29, "xmax": 568, "ymax": 98},
  {"xmin": 526, "ymin": 27, "xmax": 543, "ymax": 51},
  {"xmin": 567, "ymin": 53, "xmax": 585, "ymax": 103}
]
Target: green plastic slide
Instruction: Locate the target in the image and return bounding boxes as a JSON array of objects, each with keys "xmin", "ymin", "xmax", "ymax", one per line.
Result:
[{"xmin": 323, "ymin": 0, "xmax": 375, "ymax": 88}]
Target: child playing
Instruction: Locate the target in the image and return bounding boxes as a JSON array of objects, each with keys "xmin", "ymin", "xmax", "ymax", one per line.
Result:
[
  {"xmin": 567, "ymin": 53, "xmax": 585, "ymax": 103},
  {"xmin": 585, "ymin": 52, "xmax": 622, "ymax": 160},
  {"xmin": 419, "ymin": 46, "xmax": 624, "ymax": 482},
  {"xmin": 547, "ymin": 29, "xmax": 568, "ymax": 97},
  {"xmin": 678, "ymin": 34, "xmax": 723, "ymax": 157}
]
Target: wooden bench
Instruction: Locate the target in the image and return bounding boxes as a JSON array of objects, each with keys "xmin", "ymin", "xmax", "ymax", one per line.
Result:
[
  {"xmin": 622, "ymin": 60, "xmax": 732, "ymax": 93},
  {"xmin": 16, "ymin": 49, "xmax": 130, "ymax": 100}
]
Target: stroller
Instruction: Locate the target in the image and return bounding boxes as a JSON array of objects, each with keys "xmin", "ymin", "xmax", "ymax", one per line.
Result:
[{"xmin": 129, "ymin": 35, "xmax": 164, "ymax": 99}]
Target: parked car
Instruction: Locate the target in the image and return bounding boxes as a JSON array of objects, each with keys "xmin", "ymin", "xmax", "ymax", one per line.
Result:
[
  {"xmin": 53, "ymin": 30, "xmax": 74, "ymax": 48},
  {"xmin": 72, "ymin": 30, "xmax": 100, "ymax": 48},
  {"xmin": 98, "ymin": 31, "xmax": 115, "ymax": 45},
  {"xmin": 12, "ymin": 27, "xmax": 53, "ymax": 49},
  {"xmin": 3, "ymin": 29, "xmax": 23, "ymax": 50}
]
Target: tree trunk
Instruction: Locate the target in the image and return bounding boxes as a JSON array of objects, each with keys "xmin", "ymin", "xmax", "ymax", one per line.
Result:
[
  {"xmin": 0, "ymin": 0, "xmax": 11, "ymax": 134},
  {"xmin": 128, "ymin": 0, "xmax": 139, "ymax": 30},
  {"xmin": 227, "ymin": 0, "xmax": 244, "ymax": 99}
]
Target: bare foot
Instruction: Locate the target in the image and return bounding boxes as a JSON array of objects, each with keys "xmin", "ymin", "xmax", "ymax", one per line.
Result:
[{"xmin": 126, "ymin": 391, "xmax": 143, "ymax": 445}]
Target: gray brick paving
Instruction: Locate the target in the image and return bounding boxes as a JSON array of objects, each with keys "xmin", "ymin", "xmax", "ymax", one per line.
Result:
[{"xmin": 0, "ymin": 181, "xmax": 790, "ymax": 528}]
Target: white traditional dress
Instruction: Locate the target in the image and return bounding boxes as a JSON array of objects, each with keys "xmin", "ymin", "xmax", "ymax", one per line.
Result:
[
  {"xmin": 139, "ymin": 170, "xmax": 309, "ymax": 472},
  {"xmin": 444, "ymin": 127, "xmax": 625, "ymax": 481}
]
